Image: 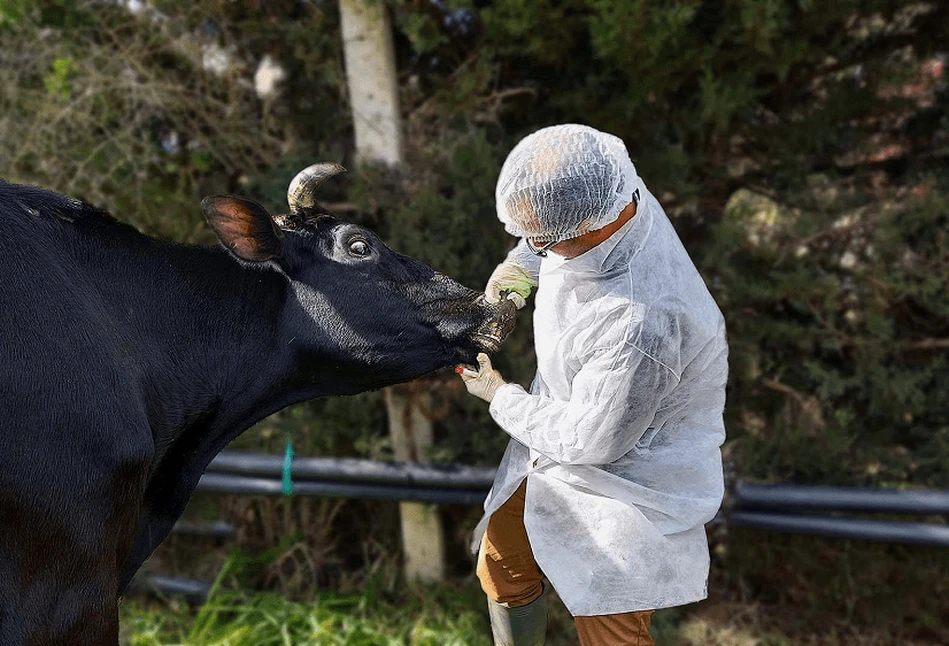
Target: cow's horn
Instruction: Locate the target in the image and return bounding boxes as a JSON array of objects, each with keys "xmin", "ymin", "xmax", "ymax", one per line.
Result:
[{"xmin": 287, "ymin": 162, "xmax": 346, "ymax": 213}]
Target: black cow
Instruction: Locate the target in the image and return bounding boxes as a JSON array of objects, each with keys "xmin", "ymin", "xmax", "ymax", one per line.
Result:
[{"xmin": 0, "ymin": 164, "xmax": 514, "ymax": 645}]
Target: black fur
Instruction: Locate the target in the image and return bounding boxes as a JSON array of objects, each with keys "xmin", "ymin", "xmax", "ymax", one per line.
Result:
[{"xmin": 0, "ymin": 180, "xmax": 505, "ymax": 645}]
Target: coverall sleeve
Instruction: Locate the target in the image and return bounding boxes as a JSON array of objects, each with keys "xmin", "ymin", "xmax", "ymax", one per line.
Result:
[
  {"xmin": 488, "ymin": 341, "xmax": 680, "ymax": 465},
  {"xmin": 504, "ymin": 238, "xmax": 542, "ymax": 281}
]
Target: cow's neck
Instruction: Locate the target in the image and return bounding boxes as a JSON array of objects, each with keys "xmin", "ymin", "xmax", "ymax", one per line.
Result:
[
  {"xmin": 129, "ymin": 244, "xmax": 321, "ymax": 466},
  {"xmin": 114, "ymin": 241, "xmax": 351, "ymax": 593}
]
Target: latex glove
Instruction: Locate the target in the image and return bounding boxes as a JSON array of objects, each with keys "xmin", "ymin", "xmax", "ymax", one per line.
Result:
[
  {"xmin": 457, "ymin": 353, "xmax": 506, "ymax": 403},
  {"xmin": 484, "ymin": 262, "xmax": 537, "ymax": 310}
]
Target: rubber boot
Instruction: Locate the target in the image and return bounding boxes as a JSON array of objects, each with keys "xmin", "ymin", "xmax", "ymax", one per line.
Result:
[{"xmin": 486, "ymin": 584, "xmax": 548, "ymax": 646}]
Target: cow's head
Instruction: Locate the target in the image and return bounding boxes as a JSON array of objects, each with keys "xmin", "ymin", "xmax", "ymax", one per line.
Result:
[{"xmin": 201, "ymin": 163, "xmax": 515, "ymax": 391}]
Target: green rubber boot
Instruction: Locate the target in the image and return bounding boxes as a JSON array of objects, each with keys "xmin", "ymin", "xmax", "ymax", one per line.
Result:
[{"xmin": 486, "ymin": 585, "xmax": 548, "ymax": 646}]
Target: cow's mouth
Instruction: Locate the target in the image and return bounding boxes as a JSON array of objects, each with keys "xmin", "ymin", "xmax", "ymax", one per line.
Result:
[
  {"xmin": 473, "ymin": 332, "xmax": 503, "ymax": 354},
  {"xmin": 472, "ymin": 298, "xmax": 517, "ymax": 353}
]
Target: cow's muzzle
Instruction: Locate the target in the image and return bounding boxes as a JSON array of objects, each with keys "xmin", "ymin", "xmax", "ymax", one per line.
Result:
[{"xmin": 472, "ymin": 297, "xmax": 517, "ymax": 353}]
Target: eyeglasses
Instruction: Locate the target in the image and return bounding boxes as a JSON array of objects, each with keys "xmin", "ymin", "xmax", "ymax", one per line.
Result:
[
  {"xmin": 525, "ymin": 189, "xmax": 642, "ymax": 258},
  {"xmin": 525, "ymin": 237, "xmax": 559, "ymax": 257}
]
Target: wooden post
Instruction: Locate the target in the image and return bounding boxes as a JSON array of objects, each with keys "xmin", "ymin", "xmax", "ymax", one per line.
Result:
[
  {"xmin": 338, "ymin": 0, "xmax": 445, "ymax": 583},
  {"xmin": 384, "ymin": 386, "xmax": 445, "ymax": 582}
]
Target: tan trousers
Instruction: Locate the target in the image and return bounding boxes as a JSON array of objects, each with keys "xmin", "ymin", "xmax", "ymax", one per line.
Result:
[{"xmin": 477, "ymin": 481, "xmax": 654, "ymax": 646}]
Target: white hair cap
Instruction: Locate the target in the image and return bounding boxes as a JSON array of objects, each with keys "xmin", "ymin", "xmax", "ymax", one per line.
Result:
[{"xmin": 495, "ymin": 124, "xmax": 642, "ymax": 242}]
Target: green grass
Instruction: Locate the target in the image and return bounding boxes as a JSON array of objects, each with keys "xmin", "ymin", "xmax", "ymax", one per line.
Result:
[
  {"xmin": 121, "ymin": 585, "xmax": 494, "ymax": 646},
  {"xmin": 121, "ymin": 587, "xmax": 814, "ymax": 646},
  {"xmin": 119, "ymin": 576, "xmax": 804, "ymax": 646},
  {"xmin": 123, "ymin": 533, "xmax": 949, "ymax": 646}
]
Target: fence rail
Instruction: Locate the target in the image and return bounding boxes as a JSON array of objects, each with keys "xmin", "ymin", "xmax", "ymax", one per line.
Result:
[
  {"xmin": 727, "ymin": 510, "xmax": 949, "ymax": 546},
  {"xmin": 198, "ymin": 471, "xmax": 488, "ymax": 505},
  {"xmin": 208, "ymin": 449, "xmax": 496, "ymax": 490},
  {"xmin": 136, "ymin": 450, "xmax": 949, "ymax": 601},
  {"xmin": 733, "ymin": 481, "xmax": 949, "ymax": 515}
]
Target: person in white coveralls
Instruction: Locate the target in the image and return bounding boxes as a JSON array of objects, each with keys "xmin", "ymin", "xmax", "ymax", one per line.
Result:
[{"xmin": 458, "ymin": 124, "xmax": 728, "ymax": 646}]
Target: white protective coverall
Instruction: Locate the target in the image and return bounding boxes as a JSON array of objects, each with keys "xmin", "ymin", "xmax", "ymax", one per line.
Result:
[{"xmin": 471, "ymin": 184, "xmax": 728, "ymax": 616}]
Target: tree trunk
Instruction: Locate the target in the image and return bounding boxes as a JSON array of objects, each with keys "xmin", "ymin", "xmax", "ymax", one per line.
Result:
[
  {"xmin": 338, "ymin": 0, "xmax": 445, "ymax": 583},
  {"xmin": 339, "ymin": 0, "xmax": 403, "ymax": 165}
]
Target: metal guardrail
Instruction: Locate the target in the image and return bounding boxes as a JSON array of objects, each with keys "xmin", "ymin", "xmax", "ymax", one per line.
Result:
[
  {"xmin": 200, "ymin": 450, "xmax": 493, "ymax": 504},
  {"xmin": 730, "ymin": 480, "xmax": 949, "ymax": 547},
  {"xmin": 137, "ymin": 575, "xmax": 212, "ymax": 603},
  {"xmin": 208, "ymin": 449, "xmax": 496, "ymax": 490},
  {"xmin": 728, "ymin": 511, "xmax": 949, "ymax": 546},
  {"xmin": 171, "ymin": 519, "xmax": 236, "ymax": 538},
  {"xmin": 197, "ymin": 472, "xmax": 488, "ymax": 505},
  {"xmin": 733, "ymin": 481, "xmax": 949, "ymax": 515},
  {"xmin": 139, "ymin": 451, "xmax": 949, "ymax": 600}
]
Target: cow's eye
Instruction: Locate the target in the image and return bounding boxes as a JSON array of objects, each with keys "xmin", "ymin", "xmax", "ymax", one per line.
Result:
[{"xmin": 349, "ymin": 239, "xmax": 370, "ymax": 257}]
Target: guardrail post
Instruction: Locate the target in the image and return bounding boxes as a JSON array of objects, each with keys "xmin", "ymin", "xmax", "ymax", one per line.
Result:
[{"xmin": 384, "ymin": 385, "xmax": 445, "ymax": 582}]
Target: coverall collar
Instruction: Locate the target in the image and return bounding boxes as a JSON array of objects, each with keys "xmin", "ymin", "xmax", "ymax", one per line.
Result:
[{"xmin": 541, "ymin": 190, "xmax": 654, "ymax": 276}]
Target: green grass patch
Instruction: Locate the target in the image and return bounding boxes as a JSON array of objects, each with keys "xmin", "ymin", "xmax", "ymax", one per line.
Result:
[
  {"xmin": 121, "ymin": 586, "xmax": 492, "ymax": 646},
  {"xmin": 122, "ymin": 556, "xmax": 496, "ymax": 646}
]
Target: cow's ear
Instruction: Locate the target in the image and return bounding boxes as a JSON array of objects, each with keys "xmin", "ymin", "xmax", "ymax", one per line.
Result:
[{"xmin": 201, "ymin": 195, "xmax": 282, "ymax": 262}]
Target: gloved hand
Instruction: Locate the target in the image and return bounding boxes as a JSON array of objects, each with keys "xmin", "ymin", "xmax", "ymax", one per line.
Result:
[
  {"xmin": 484, "ymin": 262, "xmax": 537, "ymax": 310},
  {"xmin": 457, "ymin": 353, "xmax": 506, "ymax": 403}
]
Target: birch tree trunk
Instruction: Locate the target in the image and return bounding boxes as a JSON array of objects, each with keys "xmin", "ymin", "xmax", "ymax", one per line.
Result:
[
  {"xmin": 339, "ymin": 0, "xmax": 402, "ymax": 165},
  {"xmin": 338, "ymin": 0, "xmax": 445, "ymax": 583}
]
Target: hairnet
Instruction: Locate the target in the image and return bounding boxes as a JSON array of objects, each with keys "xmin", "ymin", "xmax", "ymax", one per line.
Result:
[{"xmin": 495, "ymin": 124, "xmax": 641, "ymax": 242}]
